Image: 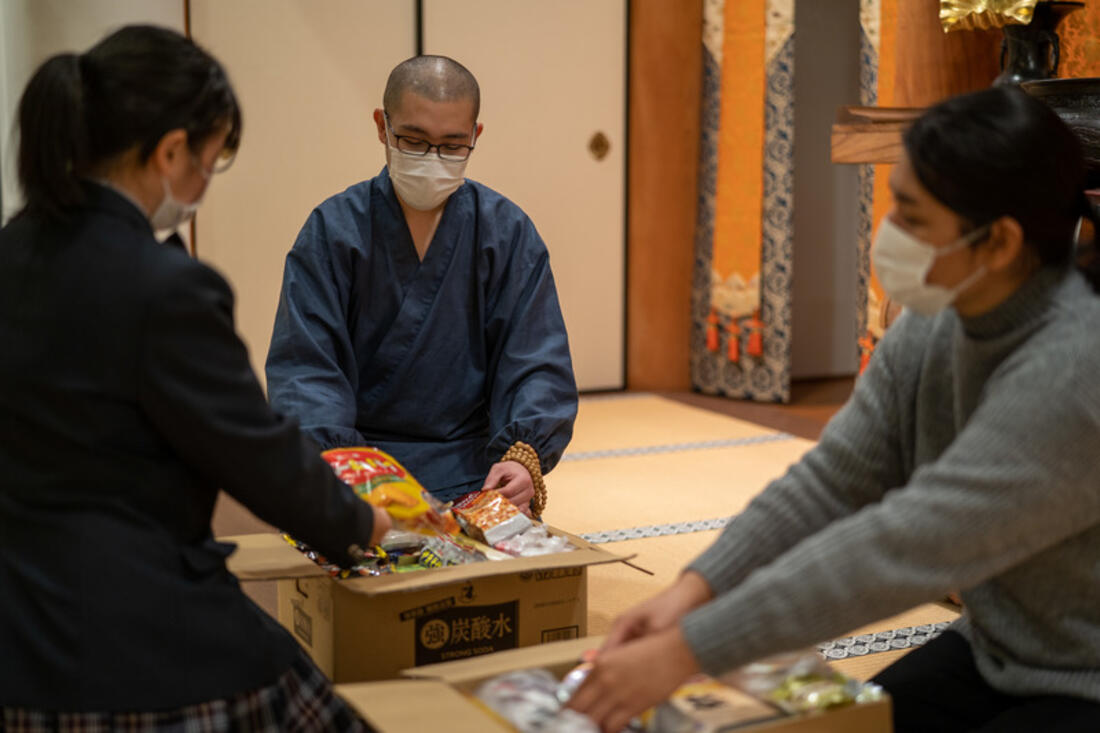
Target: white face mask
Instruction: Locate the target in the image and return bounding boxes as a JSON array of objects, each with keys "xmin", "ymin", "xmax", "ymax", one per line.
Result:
[
  {"xmin": 150, "ymin": 155, "xmax": 207, "ymax": 232},
  {"xmin": 872, "ymin": 217, "xmax": 990, "ymax": 316},
  {"xmin": 387, "ymin": 150, "xmax": 468, "ymax": 211},
  {"xmin": 385, "ymin": 117, "xmax": 473, "ymax": 211}
]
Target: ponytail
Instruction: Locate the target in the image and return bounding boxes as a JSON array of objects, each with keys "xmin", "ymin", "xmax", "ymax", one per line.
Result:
[
  {"xmin": 16, "ymin": 53, "xmax": 88, "ymax": 220},
  {"xmin": 14, "ymin": 25, "xmax": 241, "ymax": 224}
]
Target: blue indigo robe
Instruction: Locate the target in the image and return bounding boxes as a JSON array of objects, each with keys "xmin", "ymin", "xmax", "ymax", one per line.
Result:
[{"xmin": 266, "ymin": 168, "xmax": 578, "ymax": 501}]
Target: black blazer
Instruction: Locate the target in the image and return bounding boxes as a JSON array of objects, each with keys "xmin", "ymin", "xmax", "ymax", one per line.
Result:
[{"xmin": 0, "ymin": 184, "xmax": 376, "ymax": 711}]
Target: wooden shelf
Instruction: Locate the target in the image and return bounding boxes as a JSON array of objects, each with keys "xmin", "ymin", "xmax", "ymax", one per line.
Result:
[{"xmin": 830, "ymin": 106, "xmax": 924, "ymax": 165}]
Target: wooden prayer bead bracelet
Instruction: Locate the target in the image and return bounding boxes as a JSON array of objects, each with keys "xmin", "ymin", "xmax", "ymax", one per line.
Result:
[{"xmin": 500, "ymin": 441, "xmax": 547, "ymax": 516}]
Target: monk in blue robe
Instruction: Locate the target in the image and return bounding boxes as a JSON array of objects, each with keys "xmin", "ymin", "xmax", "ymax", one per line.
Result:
[{"xmin": 266, "ymin": 56, "xmax": 577, "ymax": 511}]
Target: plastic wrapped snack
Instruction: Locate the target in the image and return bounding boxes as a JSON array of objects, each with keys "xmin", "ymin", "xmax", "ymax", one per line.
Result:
[
  {"xmin": 495, "ymin": 525, "xmax": 574, "ymax": 557},
  {"xmin": 720, "ymin": 649, "xmax": 884, "ymax": 715},
  {"xmin": 452, "ymin": 489, "xmax": 532, "ymax": 545},
  {"xmin": 321, "ymin": 447, "xmax": 459, "ymax": 536},
  {"xmin": 378, "ymin": 529, "xmax": 426, "ymax": 553},
  {"xmin": 451, "ymin": 532, "xmax": 515, "ymax": 562},
  {"xmin": 475, "ymin": 669, "xmax": 599, "ymax": 733},
  {"xmin": 281, "ymin": 534, "xmax": 391, "ymax": 578},
  {"xmin": 555, "ymin": 659, "xmax": 595, "ymax": 705},
  {"xmin": 421, "ymin": 534, "xmax": 485, "ymax": 566}
]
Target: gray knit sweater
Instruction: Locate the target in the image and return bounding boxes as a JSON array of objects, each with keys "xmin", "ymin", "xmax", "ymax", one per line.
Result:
[{"xmin": 682, "ymin": 266, "xmax": 1100, "ymax": 701}]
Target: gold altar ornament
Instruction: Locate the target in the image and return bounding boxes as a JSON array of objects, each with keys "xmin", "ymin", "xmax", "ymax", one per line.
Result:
[{"xmin": 941, "ymin": 0, "xmax": 1039, "ymax": 32}]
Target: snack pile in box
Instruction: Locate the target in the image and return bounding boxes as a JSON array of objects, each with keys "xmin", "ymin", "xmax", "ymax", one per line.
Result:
[
  {"xmin": 473, "ymin": 647, "xmax": 886, "ymax": 732},
  {"xmin": 283, "ymin": 447, "xmax": 573, "ymax": 578}
]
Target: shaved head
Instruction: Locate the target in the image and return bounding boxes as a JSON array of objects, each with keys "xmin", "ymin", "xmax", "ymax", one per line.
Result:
[{"xmin": 383, "ymin": 55, "xmax": 480, "ymax": 120}]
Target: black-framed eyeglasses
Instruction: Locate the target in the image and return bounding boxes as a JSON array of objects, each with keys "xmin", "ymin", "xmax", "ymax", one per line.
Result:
[{"xmin": 384, "ymin": 112, "xmax": 475, "ymax": 162}]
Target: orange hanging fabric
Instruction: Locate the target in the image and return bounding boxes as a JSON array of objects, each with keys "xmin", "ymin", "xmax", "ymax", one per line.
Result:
[
  {"xmin": 706, "ymin": 309, "xmax": 720, "ymax": 352},
  {"xmin": 726, "ymin": 319, "xmax": 741, "ymax": 363},
  {"xmin": 747, "ymin": 310, "xmax": 764, "ymax": 358}
]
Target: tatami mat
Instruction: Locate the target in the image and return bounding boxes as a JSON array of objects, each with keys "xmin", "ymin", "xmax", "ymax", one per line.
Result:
[
  {"xmin": 566, "ymin": 395, "xmax": 781, "ymax": 455},
  {"xmin": 833, "ymin": 649, "xmax": 911, "ymax": 681},
  {"xmin": 829, "ymin": 604, "xmax": 959, "ymax": 680},
  {"xmin": 586, "ymin": 531, "xmax": 722, "ymax": 636},
  {"xmin": 550, "ymin": 394, "xmax": 960, "ymax": 683},
  {"xmin": 542, "ymin": 439, "xmax": 815, "ymax": 534},
  {"xmin": 228, "ymin": 388, "xmax": 957, "ymax": 688},
  {"xmin": 585, "ymin": 531, "xmax": 958, "ymax": 681},
  {"xmin": 841, "ymin": 604, "xmax": 959, "ymax": 640}
]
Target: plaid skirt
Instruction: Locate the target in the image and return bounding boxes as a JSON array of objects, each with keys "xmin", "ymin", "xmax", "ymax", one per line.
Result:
[{"xmin": 1, "ymin": 650, "xmax": 373, "ymax": 733}]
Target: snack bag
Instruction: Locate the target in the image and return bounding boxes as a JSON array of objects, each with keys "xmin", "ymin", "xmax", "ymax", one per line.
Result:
[
  {"xmin": 452, "ymin": 489, "xmax": 532, "ymax": 545},
  {"xmin": 281, "ymin": 534, "xmax": 392, "ymax": 578},
  {"xmin": 475, "ymin": 669, "xmax": 599, "ymax": 733},
  {"xmin": 321, "ymin": 447, "xmax": 459, "ymax": 536},
  {"xmin": 720, "ymin": 649, "xmax": 884, "ymax": 715},
  {"xmin": 420, "ymin": 534, "xmax": 486, "ymax": 567}
]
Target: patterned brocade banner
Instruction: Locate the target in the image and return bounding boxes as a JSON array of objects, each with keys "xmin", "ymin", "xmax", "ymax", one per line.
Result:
[
  {"xmin": 856, "ymin": 0, "xmax": 898, "ymax": 368},
  {"xmin": 694, "ymin": 1, "xmax": 1100, "ymax": 389},
  {"xmin": 855, "ymin": 0, "xmax": 1100, "ymax": 365},
  {"xmin": 691, "ymin": 0, "xmax": 795, "ymax": 403}
]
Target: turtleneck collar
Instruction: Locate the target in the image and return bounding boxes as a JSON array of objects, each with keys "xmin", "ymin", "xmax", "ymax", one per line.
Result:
[{"xmin": 958, "ymin": 265, "xmax": 1069, "ymax": 339}]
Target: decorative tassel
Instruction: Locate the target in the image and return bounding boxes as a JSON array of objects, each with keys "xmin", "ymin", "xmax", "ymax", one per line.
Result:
[
  {"xmin": 726, "ymin": 319, "xmax": 741, "ymax": 363},
  {"xmin": 747, "ymin": 310, "xmax": 764, "ymax": 358},
  {"xmin": 858, "ymin": 332, "xmax": 876, "ymax": 375},
  {"xmin": 706, "ymin": 308, "xmax": 720, "ymax": 352}
]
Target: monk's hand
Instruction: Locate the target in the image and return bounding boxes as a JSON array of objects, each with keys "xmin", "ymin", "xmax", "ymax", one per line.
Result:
[
  {"xmin": 567, "ymin": 627, "xmax": 700, "ymax": 733},
  {"xmin": 481, "ymin": 460, "xmax": 534, "ymax": 514},
  {"xmin": 602, "ymin": 570, "xmax": 713, "ymax": 652}
]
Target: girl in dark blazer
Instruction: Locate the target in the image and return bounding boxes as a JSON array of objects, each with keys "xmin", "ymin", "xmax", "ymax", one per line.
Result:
[{"xmin": 0, "ymin": 25, "xmax": 390, "ymax": 731}]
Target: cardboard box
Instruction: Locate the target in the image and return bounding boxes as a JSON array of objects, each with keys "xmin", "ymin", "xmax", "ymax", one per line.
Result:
[
  {"xmin": 222, "ymin": 529, "xmax": 630, "ymax": 682},
  {"xmin": 651, "ymin": 677, "xmax": 788, "ymax": 731},
  {"xmin": 335, "ymin": 637, "xmax": 893, "ymax": 732}
]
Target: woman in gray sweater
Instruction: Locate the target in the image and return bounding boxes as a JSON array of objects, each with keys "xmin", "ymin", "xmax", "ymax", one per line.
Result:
[{"xmin": 570, "ymin": 87, "xmax": 1100, "ymax": 732}]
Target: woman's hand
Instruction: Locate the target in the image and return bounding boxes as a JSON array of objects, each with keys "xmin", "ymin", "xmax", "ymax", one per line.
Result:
[
  {"xmin": 482, "ymin": 460, "xmax": 534, "ymax": 515},
  {"xmin": 568, "ymin": 627, "xmax": 701, "ymax": 733},
  {"xmin": 602, "ymin": 570, "xmax": 713, "ymax": 652},
  {"xmin": 369, "ymin": 504, "xmax": 393, "ymax": 545}
]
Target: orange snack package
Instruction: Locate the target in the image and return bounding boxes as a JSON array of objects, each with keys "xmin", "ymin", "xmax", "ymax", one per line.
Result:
[
  {"xmin": 452, "ymin": 489, "xmax": 532, "ymax": 546},
  {"xmin": 321, "ymin": 447, "xmax": 459, "ymax": 536}
]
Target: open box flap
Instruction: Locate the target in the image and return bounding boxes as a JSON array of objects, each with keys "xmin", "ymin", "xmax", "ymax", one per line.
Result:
[
  {"xmin": 339, "ymin": 528, "xmax": 633, "ymax": 596},
  {"xmin": 221, "ymin": 533, "xmax": 326, "ymax": 580},
  {"xmin": 398, "ymin": 638, "xmax": 894, "ymax": 733},
  {"xmin": 335, "ymin": 678, "xmax": 511, "ymax": 733},
  {"xmin": 403, "ymin": 635, "xmax": 605, "ymax": 689},
  {"xmin": 221, "ymin": 528, "xmax": 634, "ymax": 590}
]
